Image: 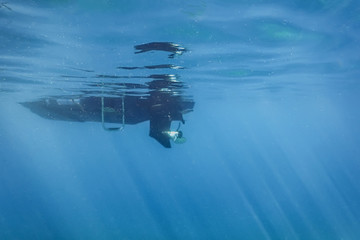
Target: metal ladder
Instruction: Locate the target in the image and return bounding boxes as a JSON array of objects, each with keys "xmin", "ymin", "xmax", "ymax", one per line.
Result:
[{"xmin": 101, "ymin": 95, "xmax": 125, "ymax": 131}]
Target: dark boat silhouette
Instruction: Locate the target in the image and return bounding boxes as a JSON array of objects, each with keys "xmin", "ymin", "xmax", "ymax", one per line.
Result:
[{"xmin": 21, "ymin": 78, "xmax": 194, "ymax": 148}]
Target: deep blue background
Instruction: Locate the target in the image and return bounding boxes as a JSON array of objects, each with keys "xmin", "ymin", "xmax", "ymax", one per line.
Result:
[{"xmin": 1, "ymin": 0, "xmax": 360, "ymax": 239}]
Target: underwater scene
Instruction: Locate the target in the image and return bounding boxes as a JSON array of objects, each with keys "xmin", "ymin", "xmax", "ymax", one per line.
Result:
[{"xmin": 1, "ymin": 0, "xmax": 360, "ymax": 239}]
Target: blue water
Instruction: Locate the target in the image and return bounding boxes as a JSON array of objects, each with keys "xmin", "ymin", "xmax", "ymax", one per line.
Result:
[{"xmin": 1, "ymin": 0, "xmax": 360, "ymax": 239}]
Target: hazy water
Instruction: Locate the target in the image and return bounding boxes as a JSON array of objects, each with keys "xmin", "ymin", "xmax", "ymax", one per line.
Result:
[{"xmin": 1, "ymin": 0, "xmax": 360, "ymax": 239}]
